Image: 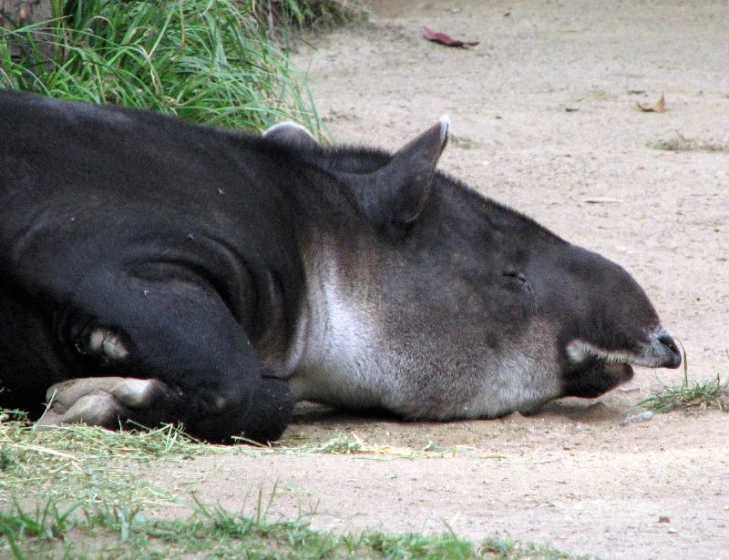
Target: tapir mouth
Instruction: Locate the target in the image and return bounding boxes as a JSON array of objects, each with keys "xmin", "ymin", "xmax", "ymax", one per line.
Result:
[{"xmin": 566, "ymin": 327, "xmax": 682, "ymax": 370}]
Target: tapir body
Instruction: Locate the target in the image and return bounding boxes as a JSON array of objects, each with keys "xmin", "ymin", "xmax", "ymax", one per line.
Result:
[{"xmin": 0, "ymin": 91, "xmax": 680, "ymax": 442}]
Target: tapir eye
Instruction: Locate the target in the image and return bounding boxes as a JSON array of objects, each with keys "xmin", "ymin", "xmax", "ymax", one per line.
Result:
[
  {"xmin": 502, "ymin": 269, "xmax": 537, "ymax": 312},
  {"xmin": 502, "ymin": 269, "xmax": 528, "ymax": 284}
]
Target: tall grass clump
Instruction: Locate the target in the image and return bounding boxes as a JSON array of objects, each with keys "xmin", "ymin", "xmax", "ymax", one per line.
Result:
[
  {"xmin": 0, "ymin": 0, "xmax": 321, "ymax": 131},
  {"xmin": 639, "ymin": 372, "xmax": 729, "ymax": 413},
  {"xmin": 637, "ymin": 351, "xmax": 729, "ymax": 413},
  {"xmin": 258, "ymin": 0, "xmax": 366, "ymax": 29}
]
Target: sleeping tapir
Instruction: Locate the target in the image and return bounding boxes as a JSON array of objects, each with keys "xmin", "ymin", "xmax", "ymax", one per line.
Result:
[{"xmin": 0, "ymin": 91, "xmax": 681, "ymax": 442}]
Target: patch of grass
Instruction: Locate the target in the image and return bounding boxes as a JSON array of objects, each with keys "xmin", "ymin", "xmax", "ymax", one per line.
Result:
[
  {"xmin": 0, "ymin": 498, "xmax": 586, "ymax": 559},
  {"xmin": 0, "ymin": 0, "xmax": 322, "ymax": 132},
  {"xmin": 274, "ymin": 432, "xmax": 508, "ymax": 460},
  {"xmin": 639, "ymin": 374, "xmax": 729, "ymax": 413},
  {"xmin": 0, "ymin": 416, "xmax": 584, "ymax": 558},
  {"xmin": 572, "ymin": 89, "xmax": 610, "ymax": 103},
  {"xmin": 0, "ymin": 414, "xmax": 504, "ymax": 519},
  {"xmin": 259, "ymin": 0, "xmax": 367, "ymax": 30},
  {"xmin": 0, "ymin": 415, "xmax": 441, "ymax": 512},
  {"xmin": 0, "ymin": 409, "xmax": 513, "ymax": 497},
  {"xmin": 0, "ymin": 412, "xmax": 231, "ymax": 510},
  {"xmin": 637, "ymin": 352, "xmax": 729, "ymax": 413},
  {"xmin": 450, "ymin": 134, "xmax": 479, "ymax": 150},
  {"xmin": 650, "ymin": 131, "xmax": 729, "ymax": 153}
]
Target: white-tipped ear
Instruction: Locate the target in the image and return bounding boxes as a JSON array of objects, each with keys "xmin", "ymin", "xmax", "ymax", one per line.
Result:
[
  {"xmin": 438, "ymin": 115, "xmax": 450, "ymax": 146},
  {"xmin": 352, "ymin": 118, "xmax": 448, "ymax": 229},
  {"xmin": 263, "ymin": 122, "xmax": 318, "ymax": 148}
]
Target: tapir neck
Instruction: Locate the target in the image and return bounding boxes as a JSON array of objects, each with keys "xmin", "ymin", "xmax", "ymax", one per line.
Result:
[{"xmin": 282, "ymin": 233, "xmax": 390, "ymax": 408}]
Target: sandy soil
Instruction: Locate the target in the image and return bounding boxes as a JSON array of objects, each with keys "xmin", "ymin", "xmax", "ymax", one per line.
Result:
[{"xmin": 144, "ymin": 2, "xmax": 729, "ymax": 558}]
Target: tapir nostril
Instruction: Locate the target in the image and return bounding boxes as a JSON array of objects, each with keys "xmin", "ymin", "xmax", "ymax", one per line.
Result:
[
  {"xmin": 657, "ymin": 333, "xmax": 682, "ymax": 368},
  {"xmin": 658, "ymin": 333, "xmax": 678, "ymax": 354}
]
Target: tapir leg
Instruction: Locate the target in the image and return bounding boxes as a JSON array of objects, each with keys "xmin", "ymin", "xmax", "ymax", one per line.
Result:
[
  {"xmin": 37, "ymin": 270, "xmax": 295, "ymax": 443},
  {"xmin": 0, "ymin": 286, "xmax": 67, "ymax": 417},
  {"xmin": 39, "ymin": 374, "xmax": 293, "ymax": 443}
]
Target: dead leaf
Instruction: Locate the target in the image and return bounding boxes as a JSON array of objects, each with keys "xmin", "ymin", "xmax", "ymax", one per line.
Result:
[
  {"xmin": 423, "ymin": 27, "xmax": 479, "ymax": 48},
  {"xmin": 637, "ymin": 94, "xmax": 666, "ymax": 113}
]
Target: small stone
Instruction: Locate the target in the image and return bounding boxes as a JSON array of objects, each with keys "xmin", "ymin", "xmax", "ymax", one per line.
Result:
[{"xmin": 620, "ymin": 410, "xmax": 654, "ymax": 426}]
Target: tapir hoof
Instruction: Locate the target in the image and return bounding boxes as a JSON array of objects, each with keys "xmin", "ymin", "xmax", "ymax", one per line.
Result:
[
  {"xmin": 34, "ymin": 376, "xmax": 294, "ymax": 444},
  {"xmin": 36, "ymin": 377, "xmax": 165, "ymax": 431}
]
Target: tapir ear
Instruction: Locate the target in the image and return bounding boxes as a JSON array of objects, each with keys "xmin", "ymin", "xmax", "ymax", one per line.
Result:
[
  {"xmin": 263, "ymin": 122, "xmax": 318, "ymax": 149},
  {"xmin": 358, "ymin": 117, "xmax": 449, "ymax": 229}
]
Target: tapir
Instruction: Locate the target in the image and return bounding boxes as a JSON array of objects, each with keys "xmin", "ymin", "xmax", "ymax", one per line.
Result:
[{"xmin": 0, "ymin": 90, "xmax": 681, "ymax": 442}]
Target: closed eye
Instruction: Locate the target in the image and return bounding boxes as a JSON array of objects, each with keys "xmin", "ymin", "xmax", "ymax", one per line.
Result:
[
  {"xmin": 503, "ymin": 269, "xmax": 527, "ymax": 284},
  {"xmin": 502, "ymin": 269, "xmax": 537, "ymax": 313}
]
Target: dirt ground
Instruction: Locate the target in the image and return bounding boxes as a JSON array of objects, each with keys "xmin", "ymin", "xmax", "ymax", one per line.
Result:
[{"xmin": 146, "ymin": 2, "xmax": 729, "ymax": 558}]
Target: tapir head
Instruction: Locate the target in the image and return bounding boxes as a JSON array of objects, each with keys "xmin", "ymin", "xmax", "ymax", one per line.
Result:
[
  {"xmin": 274, "ymin": 119, "xmax": 681, "ymax": 418},
  {"xmin": 529, "ymin": 243, "xmax": 681, "ymax": 398}
]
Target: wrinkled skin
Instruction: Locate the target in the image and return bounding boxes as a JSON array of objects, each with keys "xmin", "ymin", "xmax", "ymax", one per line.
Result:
[{"xmin": 0, "ymin": 91, "xmax": 680, "ymax": 442}]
